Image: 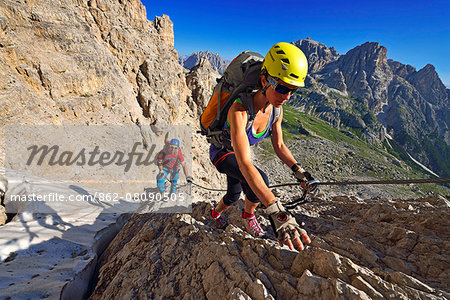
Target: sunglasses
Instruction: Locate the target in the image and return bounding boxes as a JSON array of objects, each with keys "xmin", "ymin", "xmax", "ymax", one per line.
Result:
[
  {"xmin": 268, "ymin": 77, "xmax": 298, "ymax": 95},
  {"xmin": 169, "ymin": 146, "xmax": 178, "ymax": 149}
]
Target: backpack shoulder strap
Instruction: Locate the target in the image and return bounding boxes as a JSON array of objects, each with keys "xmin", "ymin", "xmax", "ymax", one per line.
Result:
[
  {"xmin": 233, "ymin": 94, "xmax": 281, "ymax": 134},
  {"xmin": 238, "ymin": 93, "xmax": 256, "ymax": 132},
  {"xmin": 273, "ymin": 106, "xmax": 281, "ymax": 124},
  {"xmin": 268, "ymin": 106, "xmax": 282, "ymax": 136},
  {"xmin": 213, "ymin": 81, "xmax": 225, "ymax": 125}
]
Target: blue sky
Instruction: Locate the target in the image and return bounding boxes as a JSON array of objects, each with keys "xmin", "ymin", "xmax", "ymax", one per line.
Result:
[{"xmin": 142, "ymin": 0, "xmax": 450, "ymax": 87}]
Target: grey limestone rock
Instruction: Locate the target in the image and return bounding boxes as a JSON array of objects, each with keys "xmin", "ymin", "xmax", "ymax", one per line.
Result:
[
  {"xmin": 407, "ymin": 64, "xmax": 448, "ymax": 106},
  {"xmin": 185, "ymin": 57, "xmax": 221, "ymax": 118},
  {"xmin": 293, "ymin": 37, "xmax": 340, "ymax": 73},
  {"xmin": 91, "ymin": 197, "xmax": 449, "ymax": 299}
]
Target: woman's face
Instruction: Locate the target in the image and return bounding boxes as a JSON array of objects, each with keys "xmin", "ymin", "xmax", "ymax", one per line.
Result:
[{"xmin": 264, "ymin": 77, "xmax": 298, "ymax": 107}]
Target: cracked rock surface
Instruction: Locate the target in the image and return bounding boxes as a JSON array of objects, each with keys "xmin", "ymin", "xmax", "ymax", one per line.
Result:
[{"xmin": 90, "ymin": 195, "xmax": 449, "ymax": 299}]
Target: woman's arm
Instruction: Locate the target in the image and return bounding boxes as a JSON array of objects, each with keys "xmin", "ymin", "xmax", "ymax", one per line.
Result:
[
  {"xmin": 228, "ymin": 103, "xmax": 276, "ymax": 207},
  {"xmin": 270, "ymin": 108, "xmax": 302, "ymax": 170}
]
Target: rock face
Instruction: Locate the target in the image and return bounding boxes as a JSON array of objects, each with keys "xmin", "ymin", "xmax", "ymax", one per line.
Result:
[
  {"xmin": 319, "ymin": 42, "xmax": 393, "ymax": 114},
  {"xmin": 182, "ymin": 50, "xmax": 230, "ymax": 75},
  {"xmin": 186, "ymin": 57, "xmax": 220, "ymax": 118},
  {"xmin": 293, "ymin": 38, "xmax": 449, "ymax": 177},
  {"xmin": 0, "ymin": 0, "xmax": 189, "ymax": 138},
  {"xmin": 293, "ymin": 38, "xmax": 340, "ymax": 73},
  {"xmin": 91, "ymin": 196, "xmax": 449, "ymax": 299},
  {"xmin": 407, "ymin": 64, "xmax": 448, "ymax": 106},
  {"xmin": 388, "ymin": 59, "xmax": 416, "ymax": 78},
  {"xmin": 184, "ymin": 56, "xmax": 224, "ymax": 194},
  {"xmin": 0, "ymin": 0, "xmax": 225, "ymax": 222},
  {"xmin": 0, "ymin": 206, "xmax": 6, "ymax": 226}
]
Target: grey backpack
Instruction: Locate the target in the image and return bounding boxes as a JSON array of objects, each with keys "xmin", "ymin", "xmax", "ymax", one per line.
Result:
[{"xmin": 199, "ymin": 51, "xmax": 281, "ymax": 150}]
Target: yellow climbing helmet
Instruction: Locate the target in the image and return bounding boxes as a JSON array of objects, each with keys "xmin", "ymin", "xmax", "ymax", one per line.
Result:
[{"xmin": 262, "ymin": 42, "xmax": 308, "ymax": 87}]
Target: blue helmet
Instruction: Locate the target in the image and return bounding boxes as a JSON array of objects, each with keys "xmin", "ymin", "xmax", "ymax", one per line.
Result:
[{"xmin": 169, "ymin": 139, "xmax": 180, "ymax": 147}]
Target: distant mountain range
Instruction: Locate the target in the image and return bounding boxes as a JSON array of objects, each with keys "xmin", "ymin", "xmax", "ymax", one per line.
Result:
[
  {"xmin": 179, "ymin": 50, "xmax": 230, "ymax": 75},
  {"xmin": 291, "ymin": 38, "xmax": 449, "ymax": 178}
]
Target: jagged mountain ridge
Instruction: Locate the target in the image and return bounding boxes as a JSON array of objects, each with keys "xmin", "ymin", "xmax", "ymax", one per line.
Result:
[
  {"xmin": 0, "ymin": 0, "xmax": 191, "ymax": 128},
  {"xmin": 180, "ymin": 50, "xmax": 230, "ymax": 75},
  {"xmin": 293, "ymin": 38, "xmax": 340, "ymax": 73},
  {"xmin": 292, "ymin": 38, "xmax": 449, "ymax": 177}
]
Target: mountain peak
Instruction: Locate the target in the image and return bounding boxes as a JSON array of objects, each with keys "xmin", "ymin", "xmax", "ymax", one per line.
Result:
[
  {"xmin": 293, "ymin": 38, "xmax": 339, "ymax": 73},
  {"xmin": 345, "ymin": 42, "xmax": 387, "ymax": 65},
  {"xmin": 334, "ymin": 42, "xmax": 390, "ymax": 82},
  {"xmin": 360, "ymin": 41, "xmax": 381, "ymax": 48},
  {"xmin": 421, "ymin": 64, "xmax": 436, "ymax": 72},
  {"xmin": 407, "ymin": 63, "xmax": 447, "ymax": 105},
  {"xmin": 181, "ymin": 51, "xmax": 229, "ymax": 75},
  {"xmin": 315, "ymin": 41, "xmax": 393, "ymax": 114},
  {"xmin": 387, "ymin": 59, "xmax": 416, "ymax": 78}
]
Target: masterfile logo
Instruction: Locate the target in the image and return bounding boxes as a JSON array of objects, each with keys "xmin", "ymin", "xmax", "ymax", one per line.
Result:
[
  {"xmin": 25, "ymin": 142, "xmax": 157, "ymax": 172},
  {"xmin": 5, "ymin": 125, "xmax": 192, "ymax": 213}
]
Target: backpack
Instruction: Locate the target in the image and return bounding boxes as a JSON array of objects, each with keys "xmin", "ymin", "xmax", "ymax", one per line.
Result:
[{"xmin": 199, "ymin": 51, "xmax": 281, "ymax": 150}]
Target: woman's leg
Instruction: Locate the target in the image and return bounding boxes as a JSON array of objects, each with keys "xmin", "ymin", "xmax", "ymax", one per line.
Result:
[
  {"xmin": 214, "ymin": 153, "xmax": 269, "ymax": 213},
  {"xmin": 170, "ymin": 170, "xmax": 179, "ymax": 194},
  {"xmin": 214, "ymin": 174, "xmax": 242, "ymax": 214},
  {"xmin": 244, "ymin": 197, "xmax": 260, "ymax": 215},
  {"xmin": 156, "ymin": 169, "xmax": 168, "ymax": 193},
  {"xmin": 214, "ymin": 197, "xmax": 229, "ymax": 214}
]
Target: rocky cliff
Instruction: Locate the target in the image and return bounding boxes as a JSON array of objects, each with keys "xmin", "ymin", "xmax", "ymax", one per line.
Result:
[
  {"xmin": 0, "ymin": 0, "xmax": 189, "ymax": 136},
  {"xmin": 186, "ymin": 57, "xmax": 220, "ymax": 118},
  {"xmin": 0, "ymin": 0, "xmax": 223, "ymax": 297},
  {"xmin": 293, "ymin": 37, "xmax": 340, "ymax": 73},
  {"xmin": 321, "ymin": 42, "xmax": 393, "ymax": 115},
  {"xmin": 90, "ymin": 196, "xmax": 449, "ymax": 299},
  {"xmin": 181, "ymin": 50, "xmax": 230, "ymax": 75},
  {"xmin": 0, "ymin": 0, "xmax": 228, "ymax": 204},
  {"xmin": 184, "ymin": 56, "xmax": 224, "ymax": 191},
  {"xmin": 0, "ymin": 0, "xmax": 229, "ymax": 217},
  {"xmin": 293, "ymin": 38, "xmax": 449, "ymax": 177}
]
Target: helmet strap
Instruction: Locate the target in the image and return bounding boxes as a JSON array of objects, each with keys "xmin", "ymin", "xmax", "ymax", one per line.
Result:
[
  {"xmin": 261, "ymin": 73, "xmax": 271, "ymax": 97},
  {"xmin": 263, "ymin": 102, "xmax": 270, "ymax": 113},
  {"xmin": 261, "ymin": 83, "xmax": 270, "ymax": 97}
]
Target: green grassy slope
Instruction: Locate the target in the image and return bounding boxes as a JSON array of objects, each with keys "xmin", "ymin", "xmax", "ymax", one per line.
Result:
[{"xmin": 258, "ymin": 105, "xmax": 449, "ymax": 197}]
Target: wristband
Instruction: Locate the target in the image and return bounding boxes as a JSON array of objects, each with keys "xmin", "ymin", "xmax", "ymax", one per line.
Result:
[
  {"xmin": 291, "ymin": 163, "xmax": 302, "ymax": 172},
  {"xmin": 264, "ymin": 199, "xmax": 278, "ymax": 208}
]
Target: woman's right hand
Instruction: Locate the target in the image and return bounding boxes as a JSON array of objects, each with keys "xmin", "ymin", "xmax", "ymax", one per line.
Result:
[
  {"xmin": 294, "ymin": 170, "xmax": 314, "ymax": 182},
  {"xmin": 265, "ymin": 201, "xmax": 311, "ymax": 251}
]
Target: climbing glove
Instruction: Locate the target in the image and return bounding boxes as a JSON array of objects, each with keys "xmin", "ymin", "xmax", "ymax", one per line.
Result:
[
  {"xmin": 291, "ymin": 163, "xmax": 313, "ymax": 182},
  {"xmin": 265, "ymin": 201, "xmax": 311, "ymax": 251},
  {"xmin": 295, "ymin": 170, "xmax": 315, "ymax": 183}
]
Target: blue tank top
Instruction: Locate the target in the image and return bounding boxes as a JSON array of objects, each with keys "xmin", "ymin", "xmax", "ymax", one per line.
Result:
[{"xmin": 209, "ymin": 99, "xmax": 275, "ymax": 162}]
